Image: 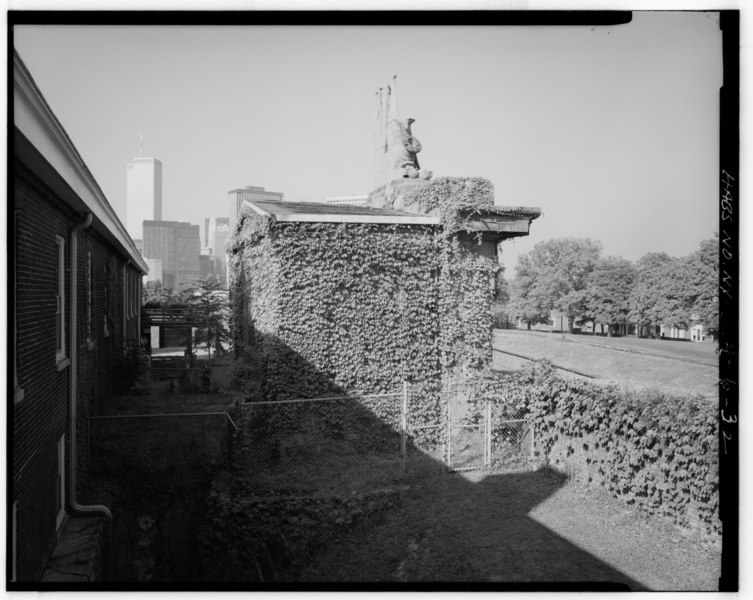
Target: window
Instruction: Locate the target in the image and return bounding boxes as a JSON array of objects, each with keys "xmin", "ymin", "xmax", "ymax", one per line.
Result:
[
  {"xmin": 125, "ymin": 269, "xmax": 131, "ymax": 319},
  {"xmin": 131, "ymin": 272, "xmax": 136, "ymax": 318},
  {"xmin": 55, "ymin": 236, "xmax": 67, "ymax": 367},
  {"xmin": 86, "ymin": 251, "xmax": 93, "ymax": 341},
  {"xmin": 137, "ymin": 276, "xmax": 141, "ymax": 319},
  {"xmin": 104, "ymin": 263, "xmax": 111, "ymax": 338},
  {"xmin": 128, "ymin": 271, "xmax": 134, "ymax": 318},
  {"xmin": 56, "ymin": 435, "xmax": 66, "ymax": 530}
]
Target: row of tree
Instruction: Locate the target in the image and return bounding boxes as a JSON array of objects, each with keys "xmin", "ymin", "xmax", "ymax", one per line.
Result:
[{"xmin": 501, "ymin": 235, "xmax": 719, "ymax": 338}]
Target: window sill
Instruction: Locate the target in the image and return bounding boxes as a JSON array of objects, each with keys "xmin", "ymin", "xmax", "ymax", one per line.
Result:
[{"xmin": 56, "ymin": 357, "xmax": 70, "ymax": 371}]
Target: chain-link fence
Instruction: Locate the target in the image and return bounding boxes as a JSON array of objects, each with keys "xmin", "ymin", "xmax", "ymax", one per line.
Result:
[
  {"xmin": 88, "ymin": 412, "xmax": 237, "ymax": 474},
  {"xmin": 437, "ymin": 384, "xmax": 536, "ymax": 474},
  {"xmin": 234, "ymin": 392, "xmax": 409, "ymax": 493},
  {"xmin": 488, "ymin": 413, "xmax": 534, "ymax": 472},
  {"xmin": 449, "ymin": 424, "xmax": 485, "ymax": 471},
  {"xmin": 230, "ymin": 383, "xmax": 536, "ymax": 490}
]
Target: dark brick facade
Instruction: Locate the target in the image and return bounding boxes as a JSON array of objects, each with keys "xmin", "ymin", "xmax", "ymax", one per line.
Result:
[{"xmin": 12, "ymin": 160, "xmax": 142, "ymax": 581}]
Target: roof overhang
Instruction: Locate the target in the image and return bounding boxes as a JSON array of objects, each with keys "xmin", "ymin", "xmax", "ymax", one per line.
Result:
[
  {"xmin": 244, "ymin": 200, "xmax": 439, "ymax": 226},
  {"xmin": 459, "ymin": 207, "xmax": 542, "ymax": 243},
  {"xmin": 241, "ymin": 200, "xmax": 541, "ymax": 241},
  {"xmin": 13, "ymin": 51, "xmax": 148, "ymax": 274}
]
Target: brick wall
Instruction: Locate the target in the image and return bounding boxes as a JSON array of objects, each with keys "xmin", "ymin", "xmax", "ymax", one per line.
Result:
[
  {"xmin": 75, "ymin": 232, "xmax": 130, "ymax": 487},
  {"xmin": 13, "ymin": 163, "xmax": 74, "ymax": 581},
  {"xmin": 12, "ymin": 159, "xmax": 143, "ymax": 581}
]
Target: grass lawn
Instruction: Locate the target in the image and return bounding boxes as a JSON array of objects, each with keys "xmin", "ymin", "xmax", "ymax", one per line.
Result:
[
  {"xmin": 492, "ymin": 330, "xmax": 717, "ymax": 399},
  {"xmin": 301, "ymin": 468, "xmax": 719, "ymax": 589}
]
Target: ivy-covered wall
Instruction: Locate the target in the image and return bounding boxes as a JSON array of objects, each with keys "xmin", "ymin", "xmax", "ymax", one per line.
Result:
[
  {"xmin": 229, "ymin": 213, "xmax": 444, "ymax": 412},
  {"xmin": 468, "ymin": 363, "xmax": 720, "ymax": 539},
  {"xmin": 227, "ymin": 177, "xmax": 502, "ymax": 417}
]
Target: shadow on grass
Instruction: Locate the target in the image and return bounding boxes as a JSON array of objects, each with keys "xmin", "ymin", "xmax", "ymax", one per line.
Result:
[
  {"xmin": 197, "ymin": 333, "xmax": 646, "ymax": 590},
  {"xmin": 299, "ymin": 467, "xmax": 646, "ymax": 590},
  {"xmin": 88, "ymin": 331, "xmax": 647, "ymax": 590}
]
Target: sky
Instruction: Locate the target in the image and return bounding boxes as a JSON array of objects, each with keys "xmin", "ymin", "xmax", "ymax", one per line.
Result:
[{"xmin": 13, "ymin": 12, "xmax": 722, "ymax": 274}]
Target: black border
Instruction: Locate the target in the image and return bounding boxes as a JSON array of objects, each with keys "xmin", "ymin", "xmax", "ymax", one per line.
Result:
[
  {"xmin": 7, "ymin": 9, "xmax": 739, "ymax": 592},
  {"xmin": 8, "ymin": 10, "xmax": 632, "ymax": 26},
  {"xmin": 717, "ymin": 9, "xmax": 739, "ymax": 593}
]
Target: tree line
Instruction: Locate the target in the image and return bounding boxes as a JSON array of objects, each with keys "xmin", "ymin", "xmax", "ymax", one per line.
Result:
[{"xmin": 499, "ymin": 235, "xmax": 719, "ymax": 339}]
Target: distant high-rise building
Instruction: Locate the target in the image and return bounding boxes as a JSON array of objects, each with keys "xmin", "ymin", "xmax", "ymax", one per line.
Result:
[
  {"xmin": 126, "ymin": 156, "xmax": 162, "ymax": 244},
  {"xmin": 204, "ymin": 216, "xmax": 231, "ymax": 287},
  {"xmin": 199, "ymin": 251, "xmax": 214, "ymax": 281},
  {"xmin": 227, "ymin": 186, "xmax": 284, "ymax": 232},
  {"xmin": 204, "ymin": 218, "xmax": 212, "ymax": 250},
  {"xmin": 143, "ymin": 220, "xmax": 200, "ymax": 290},
  {"xmin": 175, "ymin": 223, "xmax": 201, "ymax": 287},
  {"xmin": 204, "ymin": 217, "xmax": 230, "ymax": 252},
  {"xmin": 145, "ymin": 258, "xmax": 163, "ymax": 283}
]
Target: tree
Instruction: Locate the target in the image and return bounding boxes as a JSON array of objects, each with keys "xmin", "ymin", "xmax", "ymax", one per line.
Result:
[
  {"xmin": 628, "ymin": 252, "xmax": 682, "ymax": 337},
  {"xmin": 142, "ymin": 280, "xmax": 178, "ymax": 306},
  {"xmin": 491, "ymin": 266, "xmax": 512, "ymax": 328},
  {"xmin": 493, "ymin": 267, "xmax": 510, "ymax": 304},
  {"xmin": 686, "ymin": 235, "xmax": 719, "ymax": 338},
  {"xmin": 582, "ymin": 257, "xmax": 636, "ymax": 335},
  {"xmin": 628, "ymin": 244, "xmax": 719, "ymax": 339},
  {"xmin": 660, "ymin": 256, "xmax": 697, "ymax": 330},
  {"xmin": 508, "ymin": 237, "xmax": 602, "ymax": 331},
  {"xmin": 183, "ymin": 276, "xmax": 230, "ymax": 358},
  {"xmin": 507, "ymin": 254, "xmax": 551, "ymax": 329}
]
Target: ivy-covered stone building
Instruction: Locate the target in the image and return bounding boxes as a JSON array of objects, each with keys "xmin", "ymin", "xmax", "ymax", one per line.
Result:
[{"xmin": 228, "ymin": 177, "xmax": 540, "ymax": 408}]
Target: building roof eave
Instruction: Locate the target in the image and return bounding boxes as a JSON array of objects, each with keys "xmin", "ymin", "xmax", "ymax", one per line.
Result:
[
  {"xmin": 243, "ymin": 199, "xmax": 440, "ymax": 226},
  {"xmin": 13, "ymin": 51, "xmax": 148, "ymax": 274}
]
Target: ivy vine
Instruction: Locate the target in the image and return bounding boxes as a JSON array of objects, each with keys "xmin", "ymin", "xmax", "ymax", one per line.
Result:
[
  {"xmin": 227, "ymin": 178, "xmax": 502, "ymax": 424},
  {"xmin": 468, "ymin": 362, "xmax": 720, "ymax": 539}
]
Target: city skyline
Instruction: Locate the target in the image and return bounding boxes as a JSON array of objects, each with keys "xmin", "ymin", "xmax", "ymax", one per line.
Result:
[
  {"xmin": 143, "ymin": 219, "xmax": 201, "ymax": 290},
  {"xmin": 13, "ymin": 13, "xmax": 722, "ymax": 272}
]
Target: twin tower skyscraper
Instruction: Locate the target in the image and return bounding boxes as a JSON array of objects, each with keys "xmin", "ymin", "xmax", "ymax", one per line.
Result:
[
  {"xmin": 126, "ymin": 155, "xmax": 162, "ymax": 247},
  {"xmin": 125, "ymin": 145, "xmax": 283, "ymax": 290},
  {"xmin": 125, "ymin": 151, "xmax": 200, "ymax": 290}
]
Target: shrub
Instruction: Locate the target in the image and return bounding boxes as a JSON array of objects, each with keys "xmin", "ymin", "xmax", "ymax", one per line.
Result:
[
  {"xmin": 470, "ymin": 362, "xmax": 720, "ymax": 538},
  {"xmin": 197, "ymin": 476, "xmax": 401, "ymax": 581}
]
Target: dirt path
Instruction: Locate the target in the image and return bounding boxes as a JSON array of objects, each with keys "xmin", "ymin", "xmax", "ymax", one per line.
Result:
[{"xmin": 300, "ymin": 468, "xmax": 720, "ymax": 589}]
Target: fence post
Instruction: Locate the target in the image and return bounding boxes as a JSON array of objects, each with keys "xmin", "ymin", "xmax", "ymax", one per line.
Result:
[
  {"xmin": 485, "ymin": 399, "xmax": 491, "ymax": 470},
  {"xmin": 446, "ymin": 389, "xmax": 452, "ymax": 471},
  {"xmin": 401, "ymin": 380, "xmax": 408, "ymax": 477},
  {"xmin": 531, "ymin": 421, "xmax": 535, "ymax": 461}
]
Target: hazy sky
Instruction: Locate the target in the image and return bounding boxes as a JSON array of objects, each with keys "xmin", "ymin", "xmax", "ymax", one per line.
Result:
[{"xmin": 13, "ymin": 12, "xmax": 722, "ymax": 272}]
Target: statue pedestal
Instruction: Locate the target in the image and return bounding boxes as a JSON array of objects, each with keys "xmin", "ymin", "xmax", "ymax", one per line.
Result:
[{"xmin": 367, "ymin": 178, "xmax": 431, "ymax": 213}]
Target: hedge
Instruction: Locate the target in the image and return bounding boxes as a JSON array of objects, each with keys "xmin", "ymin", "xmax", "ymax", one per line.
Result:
[{"xmin": 469, "ymin": 362, "xmax": 720, "ymax": 539}]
